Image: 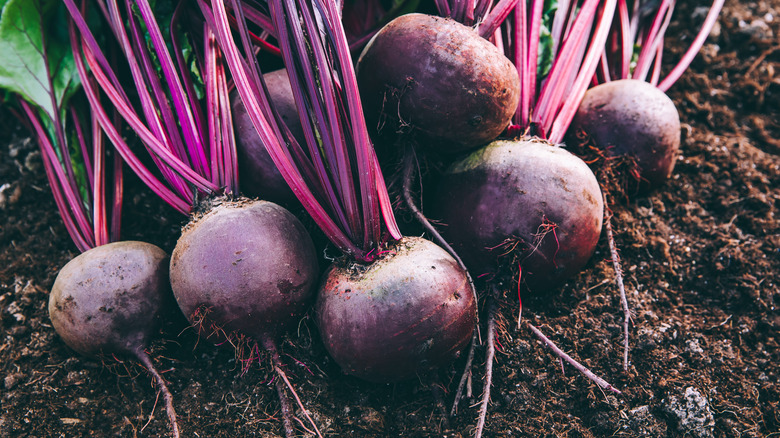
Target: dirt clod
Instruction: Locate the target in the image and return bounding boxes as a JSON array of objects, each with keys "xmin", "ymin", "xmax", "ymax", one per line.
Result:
[{"xmin": 664, "ymin": 387, "xmax": 716, "ymax": 438}]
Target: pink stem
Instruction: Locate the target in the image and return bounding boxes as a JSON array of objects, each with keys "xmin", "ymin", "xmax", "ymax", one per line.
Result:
[
  {"xmin": 549, "ymin": 0, "xmax": 617, "ymax": 144},
  {"xmin": 658, "ymin": 0, "xmax": 724, "ymax": 91}
]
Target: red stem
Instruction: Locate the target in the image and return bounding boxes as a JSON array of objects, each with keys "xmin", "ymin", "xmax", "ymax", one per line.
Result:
[
  {"xmin": 548, "ymin": 0, "xmax": 617, "ymax": 144},
  {"xmin": 632, "ymin": 0, "xmax": 674, "ymax": 82},
  {"xmin": 19, "ymin": 100, "xmax": 94, "ymax": 251},
  {"xmin": 204, "ymin": 0, "xmax": 401, "ymax": 261},
  {"xmin": 658, "ymin": 0, "xmax": 724, "ymax": 91},
  {"xmin": 134, "ymin": 0, "xmax": 211, "ymax": 178},
  {"xmin": 121, "ymin": 1, "xmax": 196, "ymax": 202},
  {"xmin": 110, "ymin": 147, "xmax": 123, "ymax": 242},
  {"xmin": 618, "ymin": 0, "xmax": 631, "ymax": 79},
  {"xmin": 478, "ymin": 0, "xmax": 519, "ymax": 39},
  {"xmin": 70, "ymin": 16, "xmax": 192, "ymax": 214},
  {"xmin": 203, "ymin": 0, "xmax": 366, "ymax": 257},
  {"xmin": 91, "ymin": 111, "xmax": 109, "ymax": 247}
]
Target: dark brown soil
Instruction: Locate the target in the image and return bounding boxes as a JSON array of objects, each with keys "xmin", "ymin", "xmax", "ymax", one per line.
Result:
[{"xmin": 1, "ymin": 1, "xmax": 778, "ymax": 437}]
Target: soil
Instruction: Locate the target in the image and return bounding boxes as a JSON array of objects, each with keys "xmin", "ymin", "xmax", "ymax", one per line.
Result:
[{"xmin": 1, "ymin": 1, "xmax": 778, "ymax": 437}]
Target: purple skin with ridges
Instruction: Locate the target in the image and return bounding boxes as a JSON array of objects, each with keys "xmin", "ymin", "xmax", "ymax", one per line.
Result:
[
  {"xmin": 316, "ymin": 236, "xmax": 476, "ymax": 383},
  {"xmin": 433, "ymin": 139, "xmax": 604, "ymax": 290},
  {"xmin": 570, "ymin": 79, "xmax": 681, "ymax": 188},
  {"xmin": 170, "ymin": 199, "xmax": 318, "ymax": 341},
  {"xmin": 232, "ymin": 69, "xmax": 302, "ymax": 203},
  {"xmin": 356, "ymin": 13, "xmax": 521, "ymax": 154},
  {"xmin": 48, "ymin": 241, "xmax": 170, "ymax": 358}
]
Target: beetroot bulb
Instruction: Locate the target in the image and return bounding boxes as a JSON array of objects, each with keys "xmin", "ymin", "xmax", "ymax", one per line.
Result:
[
  {"xmin": 169, "ymin": 198, "xmax": 319, "ymax": 345},
  {"xmin": 48, "ymin": 241, "xmax": 181, "ymax": 437},
  {"xmin": 571, "ymin": 0, "xmax": 723, "ymax": 190},
  {"xmin": 317, "ymin": 236, "xmax": 476, "ymax": 382},
  {"xmin": 570, "ymin": 79, "xmax": 681, "ymax": 190},
  {"xmin": 357, "ymin": 13, "xmax": 520, "ymax": 154},
  {"xmin": 433, "ymin": 139, "xmax": 604, "ymax": 291}
]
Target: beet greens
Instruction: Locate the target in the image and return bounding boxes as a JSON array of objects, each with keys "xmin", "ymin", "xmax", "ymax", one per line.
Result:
[
  {"xmin": 202, "ymin": 0, "xmax": 401, "ymax": 260},
  {"xmin": 596, "ymin": 0, "xmax": 725, "ymax": 90},
  {"xmin": 0, "ymin": 0, "xmax": 120, "ymax": 251}
]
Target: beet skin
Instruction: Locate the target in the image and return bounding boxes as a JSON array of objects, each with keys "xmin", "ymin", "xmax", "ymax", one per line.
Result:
[
  {"xmin": 357, "ymin": 13, "xmax": 520, "ymax": 154},
  {"xmin": 570, "ymin": 79, "xmax": 681, "ymax": 188},
  {"xmin": 48, "ymin": 241, "xmax": 170, "ymax": 357},
  {"xmin": 170, "ymin": 199, "xmax": 318, "ymax": 341},
  {"xmin": 316, "ymin": 237, "xmax": 476, "ymax": 383},
  {"xmin": 433, "ymin": 139, "xmax": 604, "ymax": 290}
]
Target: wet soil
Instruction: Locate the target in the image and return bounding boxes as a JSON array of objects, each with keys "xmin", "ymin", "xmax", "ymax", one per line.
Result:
[{"xmin": 1, "ymin": 1, "xmax": 778, "ymax": 437}]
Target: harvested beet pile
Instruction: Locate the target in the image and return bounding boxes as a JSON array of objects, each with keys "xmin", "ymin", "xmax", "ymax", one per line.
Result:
[{"xmin": 0, "ymin": 0, "xmax": 778, "ymax": 437}]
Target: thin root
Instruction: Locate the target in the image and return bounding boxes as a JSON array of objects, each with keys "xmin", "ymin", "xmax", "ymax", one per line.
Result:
[
  {"xmin": 603, "ymin": 191, "xmax": 631, "ymax": 371},
  {"xmin": 430, "ymin": 378, "xmax": 452, "ymax": 430},
  {"xmin": 134, "ymin": 349, "xmax": 180, "ymax": 438},
  {"xmin": 474, "ymin": 286, "xmax": 499, "ymax": 438},
  {"xmin": 526, "ymin": 323, "xmax": 621, "ymax": 394},
  {"xmin": 401, "ymin": 144, "xmax": 482, "ymax": 421},
  {"xmin": 451, "ymin": 330, "xmax": 478, "ymax": 417},
  {"xmin": 401, "ymin": 144, "xmax": 477, "ymax": 303},
  {"xmin": 263, "ymin": 337, "xmax": 323, "ymax": 438}
]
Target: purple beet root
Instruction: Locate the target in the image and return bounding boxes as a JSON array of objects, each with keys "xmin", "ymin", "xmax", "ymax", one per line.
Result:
[
  {"xmin": 170, "ymin": 199, "xmax": 318, "ymax": 342},
  {"xmin": 433, "ymin": 139, "xmax": 604, "ymax": 290},
  {"xmin": 357, "ymin": 13, "xmax": 520, "ymax": 154},
  {"xmin": 48, "ymin": 241, "xmax": 181, "ymax": 437},
  {"xmin": 570, "ymin": 79, "xmax": 681, "ymax": 188},
  {"xmin": 48, "ymin": 241, "xmax": 170, "ymax": 358},
  {"xmin": 316, "ymin": 236, "xmax": 476, "ymax": 383}
]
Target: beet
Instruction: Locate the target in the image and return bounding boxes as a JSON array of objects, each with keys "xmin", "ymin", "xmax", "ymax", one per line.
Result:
[
  {"xmin": 169, "ymin": 199, "xmax": 318, "ymax": 341},
  {"xmin": 433, "ymin": 139, "xmax": 604, "ymax": 289},
  {"xmin": 356, "ymin": 13, "xmax": 520, "ymax": 154},
  {"xmin": 316, "ymin": 236, "xmax": 476, "ymax": 382},
  {"xmin": 570, "ymin": 79, "xmax": 681, "ymax": 188},
  {"xmin": 48, "ymin": 241, "xmax": 181, "ymax": 437},
  {"xmin": 48, "ymin": 241, "xmax": 170, "ymax": 358},
  {"xmin": 232, "ymin": 69, "xmax": 302, "ymax": 203}
]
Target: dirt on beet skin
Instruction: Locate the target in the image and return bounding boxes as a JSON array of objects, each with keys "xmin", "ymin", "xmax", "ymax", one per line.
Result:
[{"xmin": 1, "ymin": 1, "xmax": 778, "ymax": 437}]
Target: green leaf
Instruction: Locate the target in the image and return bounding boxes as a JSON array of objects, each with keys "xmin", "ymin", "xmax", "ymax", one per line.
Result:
[
  {"xmin": 0, "ymin": 0, "xmax": 80, "ymax": 120},
  {"xmin": 537, "ymin": 0, "xmax": 558, "ymax": 78}
]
